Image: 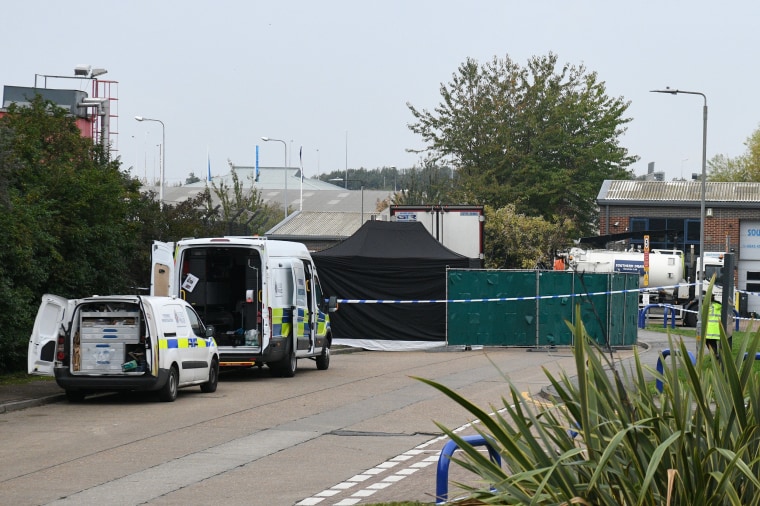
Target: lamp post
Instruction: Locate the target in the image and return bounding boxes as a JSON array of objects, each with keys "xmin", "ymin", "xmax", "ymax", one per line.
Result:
[
  {"xmin": 651, "ymin": 87, "xmax": 708, "ymax": 347},
  {"xmin": 261, "ymin": 136, "xmax": 289, "ymax": 217},
  {"xmin": 135, "ymin": 116, "xmax": 165, "ymax": 210},
  {"xmin": 330, "ymin": 178, "xmax": 364, "ymax": 225}
]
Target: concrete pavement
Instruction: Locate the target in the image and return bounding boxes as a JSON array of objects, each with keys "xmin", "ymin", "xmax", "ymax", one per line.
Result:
[{"xmin": 1, "ymin": 329, "xmax": 680, "ymax": 415}]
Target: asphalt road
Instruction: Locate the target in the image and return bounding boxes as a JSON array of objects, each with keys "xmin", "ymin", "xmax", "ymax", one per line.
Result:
[{"xmin": 1, "ymin": 339, "xmax": 658, "ymax": 506}]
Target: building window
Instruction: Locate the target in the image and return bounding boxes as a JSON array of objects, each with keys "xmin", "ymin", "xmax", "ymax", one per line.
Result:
[{"xmin": 629, "ymin": 217, "xmax": 698, "ymax": 252}]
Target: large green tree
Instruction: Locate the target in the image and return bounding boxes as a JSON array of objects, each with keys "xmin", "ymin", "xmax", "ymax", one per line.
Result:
[
  {"xmin": 708, "ymin": 125, "xmax": 760, "ymax": 182},
  {"xmin": 0, "ymin": 96, "xmax": 141, "ymax": 371},
  {"xmin": 407, "ymin": 53, "xmax": 636, "ymax": 236}
]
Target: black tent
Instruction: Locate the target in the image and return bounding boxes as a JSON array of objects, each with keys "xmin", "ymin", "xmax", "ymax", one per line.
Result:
[{"xmin": 313, "ymin": 221, "xmax": 471, "ymax": 349}]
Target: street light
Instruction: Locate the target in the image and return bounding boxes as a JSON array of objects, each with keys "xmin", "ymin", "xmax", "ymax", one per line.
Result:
[
  {"xmin": 135, "ymin": 116, "xmax": 165, "ymax": 210},
  {"xmin": 651, "ymin": 87, "xmax": 708, "ymax": 346},
  {"xmin": 261, "ymin": 136, "xmax": 289, "ymax": 217},
  {"xmin": 330, "ymin": 178, "xmax": 364, "ymax": 225}
]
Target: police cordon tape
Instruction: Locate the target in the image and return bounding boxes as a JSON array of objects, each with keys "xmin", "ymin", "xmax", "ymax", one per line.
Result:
[
  {"xmin": 334, "ymin": 282, "xmax": 760, "ymax": 321},
  {"xmin": 335, "ymin": 282, "xmax": 691, "ymax": 305}
]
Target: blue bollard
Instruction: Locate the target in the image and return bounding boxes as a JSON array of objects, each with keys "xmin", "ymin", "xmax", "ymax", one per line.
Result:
[
  {"xmin": 656, "ymin": 348, "xmax": 696, "ymax": 393},
  {"xmin": 436, "ymin": 434, "xmax": 501, "ymax": 504}
]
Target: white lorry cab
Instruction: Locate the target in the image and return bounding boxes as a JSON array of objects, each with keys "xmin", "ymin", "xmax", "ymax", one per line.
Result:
[
  {"xmin": 151, "ymin": 237, "xmax": 337, "ymax": 377},
  {"xmin": 28, "ymin": 295, "xmax": 219, "ymax": 402}
]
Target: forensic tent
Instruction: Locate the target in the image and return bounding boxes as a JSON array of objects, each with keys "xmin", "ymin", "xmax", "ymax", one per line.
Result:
[{"xmin": 312, "ymin": 220, "xmax": 471, "ymax": 350}]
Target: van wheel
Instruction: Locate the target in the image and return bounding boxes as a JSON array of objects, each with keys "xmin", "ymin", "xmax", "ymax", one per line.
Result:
[
  {"xmin": 273, "ymin": 341, "xmax": 297, "ymax": 378},
  {"xmin": 159, "ymin": 365, "xmax": 179, "ymax": 402},
  {"xmin": 65, "ymin": 390, "xmax": 86, "ymax": 403},
  {"xmin": 316, "ymin": 346, "xmax": 330, "ymax": 370},
  {"xmin": 201, "ymin": 358, "xmax": 219, "ymax": 393},
  {"xmin": 683, "ymin": 307, "xmax": 697, "ymax": 328}
]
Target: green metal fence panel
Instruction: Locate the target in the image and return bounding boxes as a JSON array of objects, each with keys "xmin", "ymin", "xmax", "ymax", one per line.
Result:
[
  {"xmin": 447, "ymin": 269, "xmax": 638, "ymax": 347},
  {"xmin": 537, "ymin": 271, "xmax": 576, "ymax": 346}
]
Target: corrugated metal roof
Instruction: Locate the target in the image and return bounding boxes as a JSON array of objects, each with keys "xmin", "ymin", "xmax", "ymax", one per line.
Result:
[
  {"xmin": 187, "ymin": 166, "xmax": 343, "ymax": 191},
  {"xmin": 145, "ymin": 176, "xmax": 392, "ymax": 214},
  {"xmin": 598, "ymin": 180, "xmax": 760, "ymax": 203},
  {"xmin": 266, "ymin": 211, "xmax": 379, "ymax": 238}
]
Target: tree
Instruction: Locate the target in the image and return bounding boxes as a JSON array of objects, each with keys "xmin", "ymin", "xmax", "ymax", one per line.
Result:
[
  {"xmin": 708, "ymin": 125, "xmax": 760, "ymax": 182},
  {"xmin": 123, "ymin": 188, "xmax": 225, "ymax": 291},
  {"xmin": 407, "ymin": 53, "xmax": 636, "ymax": 236},
  {"xmin": 392, "ymin": 156, "xmax": 456, "ymax": 206},
  {"xmin": 484, "ymin": 204, "xmax": 571, "ymax": 269},
  {"xmin": 210, "ymin": 169, "xmax": 283, "ymax": 235},
  {"xmin": 0, "ymin": 96, "xmax": 141, "ymax": 372},
  {"xmin": 185, "ymin": 172, "xmax": 201, "ymax": 185}
]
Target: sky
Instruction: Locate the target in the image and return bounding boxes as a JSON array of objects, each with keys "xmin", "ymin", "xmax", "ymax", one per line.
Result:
[{"xmin": 2, "ymin": 1, "xmax": 758, "ymax": 186}]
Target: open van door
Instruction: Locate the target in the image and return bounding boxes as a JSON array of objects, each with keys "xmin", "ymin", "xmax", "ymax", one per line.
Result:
[
  {"xmin": 291, "ymin": 261, "xmax": 310, "ymax": 352},
  {"xmin": 151, "ymin": 241, "xmax": 175, "ymax": 296},
  {"xmin": 28, "ymin": 294, "xmax": 76, "ymax": 376}
]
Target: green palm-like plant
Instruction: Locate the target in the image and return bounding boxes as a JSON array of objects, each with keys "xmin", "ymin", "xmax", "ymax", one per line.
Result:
[{"xmin": 418, "ymin": 286, "xmax": 760, "ymax": 505}]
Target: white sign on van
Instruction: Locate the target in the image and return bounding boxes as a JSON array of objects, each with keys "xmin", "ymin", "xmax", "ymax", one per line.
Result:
[{"xmin": 182, "ymin": 273, "xmax": 199, "ymax": 292}]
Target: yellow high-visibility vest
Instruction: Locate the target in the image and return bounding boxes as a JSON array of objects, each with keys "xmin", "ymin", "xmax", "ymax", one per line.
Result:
[{"xmin": 705, "ymin": 302, "xmax": 722, "ymax": 341}]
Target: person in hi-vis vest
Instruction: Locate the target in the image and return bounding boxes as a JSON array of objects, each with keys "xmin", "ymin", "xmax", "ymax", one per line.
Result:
[{"xmin": 705, "ymin": 293, "xmax": 722, "ymax": 357}]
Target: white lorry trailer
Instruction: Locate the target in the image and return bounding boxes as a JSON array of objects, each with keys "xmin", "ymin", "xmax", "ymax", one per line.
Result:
[
  {"xmin": 567, "ymin": 247, "xmax": 725, "ymax": 327},
  {"xmin": 151, "ymin": 237, "xmax": 336, "ymax": 376}
]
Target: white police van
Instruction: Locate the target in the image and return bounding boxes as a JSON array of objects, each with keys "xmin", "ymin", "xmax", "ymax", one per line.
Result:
[
  {"xmin": 151, "ymin": 237, "xmax": 336, "ymax": 377},
  {"xmin": 28, "ymin": 294, "xmax": 219, "ymax": 402}
]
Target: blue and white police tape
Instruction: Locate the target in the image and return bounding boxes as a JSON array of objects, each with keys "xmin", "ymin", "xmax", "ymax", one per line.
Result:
[{"xmin": 335, "ymin": 283, "xmax": 691, "ymax": 305}]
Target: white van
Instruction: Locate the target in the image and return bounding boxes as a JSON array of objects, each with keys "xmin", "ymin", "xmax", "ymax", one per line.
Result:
[
  {"xmin": 151, "ymin": 237, "xmax": 336, "ymax": 377},
  {"xmin": 28, "ymin": 294, "xmax": 219, "ymax": 402}
]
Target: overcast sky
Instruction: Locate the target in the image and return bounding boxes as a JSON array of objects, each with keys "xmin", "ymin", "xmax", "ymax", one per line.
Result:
[{"xmin": 3, "ymin": 1, "xmax": 757, "ymax": 186}]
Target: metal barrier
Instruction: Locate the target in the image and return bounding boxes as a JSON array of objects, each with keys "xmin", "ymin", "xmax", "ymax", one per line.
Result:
[
  {"xmin": 435, "ymin": 434, "xmax": 501, "ymax": 505},
  {"xmin": 638, "ymin": 306, "xmax": 742, "ymax": 331},
  {"xmin": 638, "ymin": 304, "xmax": 677, "ymax": 329}
]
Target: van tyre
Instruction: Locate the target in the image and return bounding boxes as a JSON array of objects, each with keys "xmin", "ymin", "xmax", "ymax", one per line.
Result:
[
  {"xmin": 201, "ymin": 358, "xmax": 219, "ymax": 393},
  {"xmin": 65, "ymin": 390, "xmax": 86, "ymax": 403},
  {"xmin": 273, "ymin": 341, "xmax": 297, "ymax": 378},
  {"xmin": 684, "ymin": 305, "xmax": 698, "ymax": 328},
  {"xmin": 316, "ymin": 346, "xmax": 330, "ymax": 370},
  {"xmin": 159, "ymin": 365, "xmax": 179, "ymax": 402}
]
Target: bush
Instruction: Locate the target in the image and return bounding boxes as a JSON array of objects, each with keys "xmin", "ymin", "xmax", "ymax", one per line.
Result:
[{"xmin": 417, "ymin": 305, "xmax": 760, "ymax": 505}]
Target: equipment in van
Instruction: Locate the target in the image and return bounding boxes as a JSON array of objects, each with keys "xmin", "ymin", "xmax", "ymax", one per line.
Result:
[{"xmin": 151, "ymin": 237, "xmax": 337, "ymax": 377}]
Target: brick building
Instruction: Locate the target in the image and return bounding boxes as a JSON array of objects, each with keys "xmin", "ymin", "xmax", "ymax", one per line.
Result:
[{"xmin": 597, "ymin": 179, "xmax": 760, "ymax": 314}]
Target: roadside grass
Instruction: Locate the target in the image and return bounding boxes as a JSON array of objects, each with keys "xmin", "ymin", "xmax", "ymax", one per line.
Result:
[
  {"xmin": 0, "ymin": 371, "xmax": 55, "ymax": 386},
  {"xmin": 644, "ymin": 323, "xmax": 760, "ymax": 371}
]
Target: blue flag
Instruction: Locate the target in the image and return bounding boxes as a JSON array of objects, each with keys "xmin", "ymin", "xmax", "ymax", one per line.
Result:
[{"xmin": 255, "ymin": 145, "xmax": 260, "ymax": 182}]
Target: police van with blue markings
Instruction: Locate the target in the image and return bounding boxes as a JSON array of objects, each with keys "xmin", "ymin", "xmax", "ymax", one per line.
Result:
[
  {"xmin": 151, "ymin": 237, "xmax": 337, "ymax": 377},
  {"xmin": 28, "ymin": 294, "xmax": 219, "ymax": 402}
]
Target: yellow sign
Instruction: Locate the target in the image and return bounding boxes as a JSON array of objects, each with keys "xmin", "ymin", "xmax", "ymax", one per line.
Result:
[{"xmin": 643, "ymin": 235, "xmax": 650, "ymax": 287}]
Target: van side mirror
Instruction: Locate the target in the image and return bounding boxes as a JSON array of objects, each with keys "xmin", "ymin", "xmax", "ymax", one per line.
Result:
[
  {"xmin": 205, "ymin": 325, "xmax": 215, "ymax": 338},
  {"xmin": 328, "ymin": 296, "xmax": 338, "ymax": 313}
]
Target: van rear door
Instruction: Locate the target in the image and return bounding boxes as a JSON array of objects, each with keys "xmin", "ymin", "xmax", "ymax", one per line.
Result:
[
  {"xmin": 291, "ymin": 261, "xmax": 311, "ymax": 352},
  {"xmin": 151, "ymin": 241, "xmax": 176, "ymax": 296},
  {"xmin": 28, "ymin": 295, "xmax": 77, "ymax": 376}
]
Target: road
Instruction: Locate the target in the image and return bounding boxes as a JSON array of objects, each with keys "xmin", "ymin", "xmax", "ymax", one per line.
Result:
[{"xmin": 1, "ymin": 347, "xmax": 585, "ymax": 506}]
